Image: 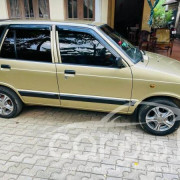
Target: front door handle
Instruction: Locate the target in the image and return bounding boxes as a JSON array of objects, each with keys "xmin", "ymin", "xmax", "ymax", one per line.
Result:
[
  {"xmin": 64, "ymin": 70, "xmax": 76, "ymax": 75},
  {"xmin": 1, "ymin": 64, "xmax": 11, "ymax": 69}
]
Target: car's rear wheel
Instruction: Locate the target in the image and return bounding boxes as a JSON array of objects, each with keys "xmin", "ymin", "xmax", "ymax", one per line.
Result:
[
  {"xmin": 138, "ymin": 98, "xmax": 180, "ymax": 136},
  {"xmin": 0, "ymin": 87, "xmax": 23, "ymax": 118}
]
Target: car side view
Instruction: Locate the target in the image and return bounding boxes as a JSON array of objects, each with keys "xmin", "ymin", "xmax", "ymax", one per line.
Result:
[{"xmin": 0, "ymin": 20, "xmax": 180, "ymax": 136}]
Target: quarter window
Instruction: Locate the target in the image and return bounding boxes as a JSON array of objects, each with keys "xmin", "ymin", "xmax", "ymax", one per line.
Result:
[
  {"xmin": 58, "ymin": 30, "xmax": 117, "ymax": 67},
  {"xmin": 0, "ymin": 28, "xmax": 52, "ymax": 63}
]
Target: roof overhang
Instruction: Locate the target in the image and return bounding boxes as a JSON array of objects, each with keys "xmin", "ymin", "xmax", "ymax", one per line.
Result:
[{"xmin": 162, "ymin": 0, "xmax": 179, "ymax": 6}]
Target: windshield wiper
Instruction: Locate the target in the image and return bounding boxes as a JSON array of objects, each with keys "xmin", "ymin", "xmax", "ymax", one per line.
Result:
[
  {"xmin": 139, "ymin": 50, "xmax": 144, "ymax": 62},
  {"xmin": 141, "ymin": 50, "xmax": 146, "ymax": 55}
]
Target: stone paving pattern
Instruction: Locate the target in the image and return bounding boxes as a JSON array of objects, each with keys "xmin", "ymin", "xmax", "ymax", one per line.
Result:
[{"xmin": 0, "ymin": 106, "xmax": 180, "ymax": 180}]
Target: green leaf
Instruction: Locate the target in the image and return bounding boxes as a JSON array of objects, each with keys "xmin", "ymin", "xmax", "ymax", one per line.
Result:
[{"xmin": 152, "ymin": 0, "xmax": 173, "ymax": 28}]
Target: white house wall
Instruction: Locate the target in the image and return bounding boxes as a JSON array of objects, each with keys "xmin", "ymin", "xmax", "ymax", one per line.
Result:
[
  {"xmin": 49, "ymin": 0, "xmax": 65, "ymax": 20},
  {"xmin": 0, "ymin": 0, "xmax": 108, "ymax": 23},
  {"xmin": 100, "ymin": 0, "xmax": 108, "ymax": 23},
  {"xmin": 0, "ymin": 0, "xmax": 8, "ymax": 19}
]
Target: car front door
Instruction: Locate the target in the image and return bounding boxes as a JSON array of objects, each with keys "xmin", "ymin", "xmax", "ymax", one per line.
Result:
[
  {"xmin": 55, "ymin": 26, "xmax": 133, "ymax": 113},
  {"xmin": 0, "ymin": 24, "xmax": 60, "ymax": 106}
]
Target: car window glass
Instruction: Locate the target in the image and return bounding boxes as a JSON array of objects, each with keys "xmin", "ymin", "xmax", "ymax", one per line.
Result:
[
  {"xmin": 58, "ymin": 30, "xmax": 117, "ymax": 67},
  {"xmin": 0, "ymin": 28, "xmax": 52, "ymax": 63},
  {"xmin": 0, "ymin": 26, "xmax": 6, "ymax": 39},
  {"xmin": 16, "ymin": 29, "xmax": 52, "ymax": 62},
  {"xmin": 0, "ymin": 30, "xmax": 16, "ymax": 59},
  {"xmin": 100, "ymin": 25, "xmax": 143, "ymax": 63}
]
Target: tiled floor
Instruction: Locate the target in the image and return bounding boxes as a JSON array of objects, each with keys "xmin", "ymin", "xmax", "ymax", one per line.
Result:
[
  {"xmin": 0, "ymin": 106, "xmax": 180, "ymax": 180},
  {"xmin": 156, "ymin": 39, "xmax": 180, "ymax": 61}
]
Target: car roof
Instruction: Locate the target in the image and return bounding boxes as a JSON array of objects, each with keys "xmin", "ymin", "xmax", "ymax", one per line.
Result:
[{"xmin": 0, "ymin": 19, "xmax": 105, "ymax": 28}]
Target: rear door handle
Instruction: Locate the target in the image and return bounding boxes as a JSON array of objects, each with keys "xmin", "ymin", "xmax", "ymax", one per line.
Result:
[
  {"xmin": 1, "ymin": 64, "xmax": 11, "ymax": 69},
  {"xmin": 64, "ymin": 70, "xmax": 76, "ymax": 75},
  {"xmin": 64, "ymin": 70, "xmax": 76, "ymax": 79}
]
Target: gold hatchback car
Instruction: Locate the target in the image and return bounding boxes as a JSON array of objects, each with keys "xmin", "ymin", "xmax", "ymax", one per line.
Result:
[{"xmin": 0, "ymin": 20, "xmax": 180, "ymax": 135}]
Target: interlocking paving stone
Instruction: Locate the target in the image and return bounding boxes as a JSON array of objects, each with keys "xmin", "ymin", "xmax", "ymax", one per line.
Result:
[{"xmin": 0, "ymin": 106, "xmax": 180, "ymax": 179}]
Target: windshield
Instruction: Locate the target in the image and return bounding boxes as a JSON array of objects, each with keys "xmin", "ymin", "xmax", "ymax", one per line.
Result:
[{"xmin": 100, "ymin": 25, "xmax": 143, "ymax": 64}]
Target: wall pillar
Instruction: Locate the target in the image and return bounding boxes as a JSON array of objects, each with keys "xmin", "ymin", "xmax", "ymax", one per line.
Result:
[
  {"xmin": 49, "ymin": 0, "xmax": 65, "ymax": 20},
  {"xmin": 141, "ymin": 0, "xmax": 151, "ymax": 31},
  {"xmin": 0, "ymin": 0, "xmax": 9, "ymax": 19},
  {"xmin": 95, "ymin": 0, "xmax": 108, "ymax": 24},
  {"xmin": 95, "ymin": 0, "xmax": 102, "ymax": 22},
  {"xmin": 108, "ymin": 0, "xmax": 115, "ymax": 28},
  {"xmin": 101, "ymin": 0, "xmax": 108, "ymax": 23}
]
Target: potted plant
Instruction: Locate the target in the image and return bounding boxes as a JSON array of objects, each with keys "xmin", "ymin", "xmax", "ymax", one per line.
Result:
[{"xmin": 152, "ymin": 0, "xmax": 173, "ymax": 28}]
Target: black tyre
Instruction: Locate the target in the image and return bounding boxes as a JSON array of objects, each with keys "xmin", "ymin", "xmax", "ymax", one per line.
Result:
[
  {"xmin": 138, "ymin": 98, "xmax": 180, "ymax": 136},
  {"xmin": 0, "ymin": 87, "xmax": 23, "ymax": 118}
]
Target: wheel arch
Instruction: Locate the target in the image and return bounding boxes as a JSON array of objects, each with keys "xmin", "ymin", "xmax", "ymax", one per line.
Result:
[
  {"xmin": 0, "ymin": 84, "xmax": 24, "ymax": 102},
  {"xmin": 133, "ymin": 95, "xmax": 180, "ymax": 119}
]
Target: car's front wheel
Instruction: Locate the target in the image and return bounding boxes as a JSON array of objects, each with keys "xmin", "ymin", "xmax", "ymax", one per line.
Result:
[{"xmin": 138, "ymin": 98, "xmax": 180, "ymax": 136}]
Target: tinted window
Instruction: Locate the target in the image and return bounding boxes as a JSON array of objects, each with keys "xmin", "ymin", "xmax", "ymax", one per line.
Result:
[
  {"xmin": 0, "ymin": 29, "xmax": 52, "ymax": 62},
  {"xmin": 0, "ymin": 26, "xmax": 6, "ymax": 39},
  {"xmin": 0, "ymin": 30, "xmax": 16, "ymax": 59},
  {"xmin": 58, "ymin": 30, "xmax": 117, "ymax": 67}
]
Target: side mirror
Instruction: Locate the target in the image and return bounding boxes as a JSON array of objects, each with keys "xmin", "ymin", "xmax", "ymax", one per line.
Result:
[{"xmin": 116, "ymin": 57, "xmax": 124, "ymax": 68}]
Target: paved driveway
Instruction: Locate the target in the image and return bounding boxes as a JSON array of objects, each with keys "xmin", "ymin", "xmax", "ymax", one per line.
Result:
[{"xmin": 0, "ymin": 106, "xmax": 180, "ymax": 180}]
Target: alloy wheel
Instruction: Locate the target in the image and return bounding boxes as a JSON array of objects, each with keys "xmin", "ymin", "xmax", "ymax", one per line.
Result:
[
  {"xmin": 0, "ymin": 93, "xmax": 14, "ymax": 116},
  {"xmin": 145, "ymin": 106, "xmax": 176, "ymax": 132}
]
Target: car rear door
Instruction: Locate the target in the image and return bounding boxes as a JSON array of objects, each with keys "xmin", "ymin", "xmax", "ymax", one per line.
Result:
[
  {"xmin": 0, "ymin": 24, "xmax": 60, "ymax": 106},
  {"xmin": 55, "ymin": 25, "xmax": 133, "ymax": 113}
]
